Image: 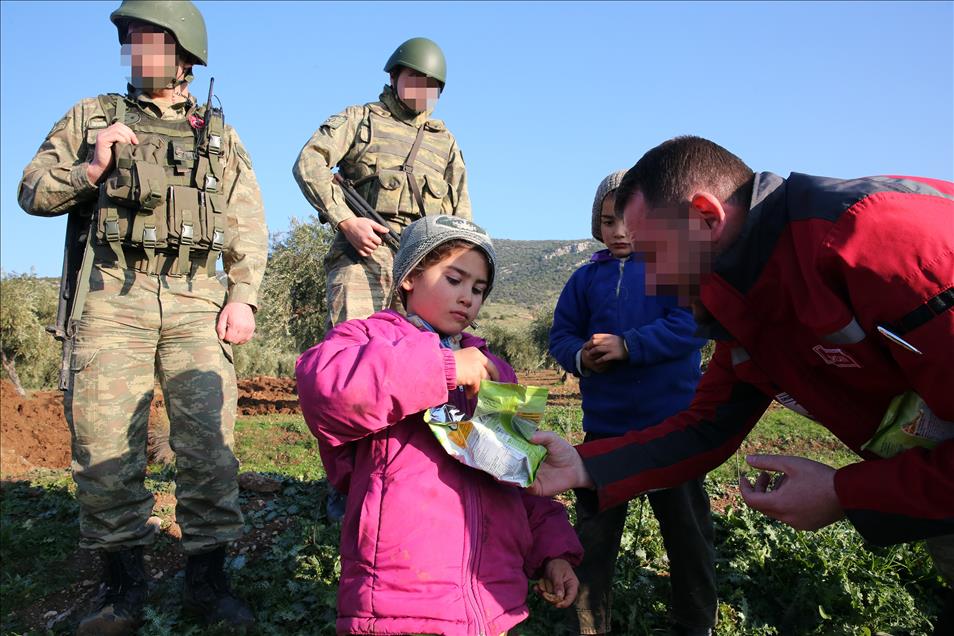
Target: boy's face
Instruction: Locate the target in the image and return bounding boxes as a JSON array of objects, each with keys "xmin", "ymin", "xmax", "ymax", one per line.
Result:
[
  {"xmin": 599, "ymin": 193, "xmax": 632, "ymax": 258},
  {"xmin": 401, "ymin": 246, "xmax": 489, "ymax": 336}
]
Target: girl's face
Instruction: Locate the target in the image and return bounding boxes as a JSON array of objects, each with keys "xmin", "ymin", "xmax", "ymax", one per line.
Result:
[{"xmin": 401, "ymin": 246, "xmax": 489, "ymax": 336}]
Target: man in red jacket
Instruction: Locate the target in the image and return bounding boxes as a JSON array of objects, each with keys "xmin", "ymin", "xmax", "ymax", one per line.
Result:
[{"xmin": 529, "ymin": 136, "xmax": 953, "ymax": 627}]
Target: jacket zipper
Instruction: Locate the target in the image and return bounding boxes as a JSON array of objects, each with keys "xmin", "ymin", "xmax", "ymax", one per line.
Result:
[
  {"xmin": 463, "ymin": 477, "xmax": 488, "ymax": 634},
  {"xmin": 616, "ymin": 258, "xmax": 625, "ymax": 297}
]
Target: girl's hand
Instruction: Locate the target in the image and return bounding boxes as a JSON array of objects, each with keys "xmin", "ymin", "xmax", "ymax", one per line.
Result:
[
  {"xmin": 452, "ymin": 347, "xmax": 499, "ymax": 398},
  {"xmin": 534, "ymin": 558, "xmax": 579, "ymax": 608}
]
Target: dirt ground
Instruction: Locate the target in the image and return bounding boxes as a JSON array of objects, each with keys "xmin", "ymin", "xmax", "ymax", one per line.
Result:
[{"xmin": 0, "ymin": 371, "xmax": 575, "ymax": 479}]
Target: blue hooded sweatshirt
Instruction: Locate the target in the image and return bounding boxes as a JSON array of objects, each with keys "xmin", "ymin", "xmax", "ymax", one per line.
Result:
[{"xmin": 549, "ymin": 250, "xmax": 706, "ymax": 436}]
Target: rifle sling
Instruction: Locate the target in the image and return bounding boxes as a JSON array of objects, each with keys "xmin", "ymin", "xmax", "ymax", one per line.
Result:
[
  {"xmin": 402, "ymin": 125, "xmax": 427, "ymax": 216},
  {"xmin": 66, "ymin": 216, "xmax": 97, "ymax": 344}
]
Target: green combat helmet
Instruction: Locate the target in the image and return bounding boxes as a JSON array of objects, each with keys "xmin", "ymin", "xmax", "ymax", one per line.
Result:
[
  {"xmin": 384, "ymin": 37, "xmax": 447, "ymax": 85},
  {"xmin": 110, "ymin": 0, "xmax": 208, "ymax": 65}
]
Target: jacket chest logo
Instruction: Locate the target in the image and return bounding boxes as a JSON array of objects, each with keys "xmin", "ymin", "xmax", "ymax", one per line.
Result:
[{"xmin": 812, "ymin": 345, "xmax": 861, "ymax": 368}]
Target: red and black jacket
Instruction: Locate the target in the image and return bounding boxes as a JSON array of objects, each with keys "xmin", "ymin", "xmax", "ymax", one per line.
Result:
[{"xmin": 579, "ymin": 172, "xmax": 954, "ymax": 546}]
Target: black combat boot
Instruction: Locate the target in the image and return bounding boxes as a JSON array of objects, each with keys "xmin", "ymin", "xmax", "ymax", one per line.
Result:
[
  {"xmin": 76, "ymin": 546, "xmax": 148, "ymax": 636},
  {"xmin": 182, "ymin": 546, "xmax": 255, "ymax": 629}
]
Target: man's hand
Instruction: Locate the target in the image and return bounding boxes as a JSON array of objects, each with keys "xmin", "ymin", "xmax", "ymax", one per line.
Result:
[
  {"xmin": 526, "ymin": 431, "xmax": 594, "ymax": 496},
  {"xmin": 452, "ymin": 347, "xmax": 499, "ymax": 398},
  {"xmin": 535, "ymin": 558, "xmax": 579, "ymax": 608},
  {"xmin": 216, "ymin": 302, "xmax": 256, "ymax": 345},
  {"xmin": 739, "ymin": 454, "xmax": 844, "ymax": 531},
  {"xmin": 86, "ymin": 122, "xmax": 139, "ymax": 185},
  {"xmin": 338, "ymin": 217, "xmax": 392, "ymax": 257},
  {"xmin": 585, "ymin": 333, "xmax": 628, "ymax": 366}
]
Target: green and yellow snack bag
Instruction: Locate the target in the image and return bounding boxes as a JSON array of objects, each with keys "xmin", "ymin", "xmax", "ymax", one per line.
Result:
[{"xmin": 425, "ymin": 380, "xmax": 548, "ymax": 487}]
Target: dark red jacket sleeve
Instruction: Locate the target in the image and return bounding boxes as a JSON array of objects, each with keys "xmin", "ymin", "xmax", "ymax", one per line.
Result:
[{"xmin": 578, "ymin": 342, "xmax": 771, "ymax": 510}]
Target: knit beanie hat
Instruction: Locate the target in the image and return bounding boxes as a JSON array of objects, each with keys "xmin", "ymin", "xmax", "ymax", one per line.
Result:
[
  {"xmin": 391, "ymin": 215, "xmax": 496, "ymax": 300},
  {"xmin": 591, "ymin": 170, "xmax": 628, "ymax": 241}
]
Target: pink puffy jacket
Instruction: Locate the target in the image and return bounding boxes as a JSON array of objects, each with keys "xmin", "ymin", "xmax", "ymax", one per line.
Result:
[{"xmin": 296, "ymin": 310, "xmax": 583, "ymax": 635}]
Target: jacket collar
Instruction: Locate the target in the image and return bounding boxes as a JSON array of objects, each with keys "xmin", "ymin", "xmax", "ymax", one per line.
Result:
[
  {"xmin": 590, "ymin": 249, "xmax": 634, "ymax": 264},
  {"xmin": 126, "ymin": 86, "xmax": 197, "ymax": 120},
  {"xmin": 697, "ymin": 171, "xmax": 787, "ymax": 340},
  {"xmin": 379, "ymin": 309, "xmax": 487, "ymax": 350},
  {"xmin": 379, "ymin": 85, "xmax": 432, "ymax": 127}
]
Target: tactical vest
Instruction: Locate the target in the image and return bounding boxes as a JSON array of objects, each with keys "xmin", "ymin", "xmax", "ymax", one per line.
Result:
[
  {"xmin": 90, "ymin": 94, "xmax": 228, "ymax": 276},
  {"xmin": 347, "ymin": 103, "xmax": 455, "ymax": 222}
]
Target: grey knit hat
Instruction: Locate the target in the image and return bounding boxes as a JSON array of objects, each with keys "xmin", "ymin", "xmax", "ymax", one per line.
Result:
[
  {"xmin": 391, "ymin": 215, "xmax": 496, "ymax": 300},
  {"xmin": 591, "ymin": 170, "xmax": 628, "ymax": 241}
]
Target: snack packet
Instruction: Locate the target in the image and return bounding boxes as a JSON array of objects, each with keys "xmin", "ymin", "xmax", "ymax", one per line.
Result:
[
  {"xmin": 861, "ymin": 391, "xmax": 954, "ymax": 458},
  {"xmin": 425, "ymin": 380, "xmax": 548, "ymax": 487}
]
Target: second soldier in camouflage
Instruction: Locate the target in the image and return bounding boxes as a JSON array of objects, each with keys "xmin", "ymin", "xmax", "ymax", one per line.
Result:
[{"xmin": 293, "ymin": 37, "xmax": 471, "ymax": 327}]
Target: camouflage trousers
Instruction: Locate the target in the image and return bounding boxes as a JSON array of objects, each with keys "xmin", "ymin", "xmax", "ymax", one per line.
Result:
[
  {"xmin": 324, "ymin": 227, "xmax": 402, "ymax": 327},
  {"xmin": 65, "ymin": 263, "xmax": 242, "ymax": 555}
]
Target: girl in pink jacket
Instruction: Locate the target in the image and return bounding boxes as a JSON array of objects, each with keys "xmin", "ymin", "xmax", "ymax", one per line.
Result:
[{"xmin": 296, "ymin": 216, "xmax": 583, "ymax": 635}]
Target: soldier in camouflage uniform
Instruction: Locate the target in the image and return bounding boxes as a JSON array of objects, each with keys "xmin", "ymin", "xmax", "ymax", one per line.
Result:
[
  {"xmin": 293, "ymin": 37, "xmax": 471, "ymax": 327},
  {"xmin": 17, "ymin": 2, "xmax": 267, "ymax": 633}
]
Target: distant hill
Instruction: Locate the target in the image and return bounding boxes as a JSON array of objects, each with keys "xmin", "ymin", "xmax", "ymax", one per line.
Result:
[{"xmin": 490, "ymin": 238, "xmax": 601, "ymax": 308}]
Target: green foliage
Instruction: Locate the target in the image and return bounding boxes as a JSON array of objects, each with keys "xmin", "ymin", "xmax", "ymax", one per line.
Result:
[
  {"xmin": 0, "ymin": 272, "xmax": 61, "ymax": 389},
  {"xmin": 0, "ymin": 476, "xmax": 78, "ymax": 624},
  {"xmin": 476, "ymin": 303, "xmax": 558, "ymax": 372},
  {"xmin": 2, "ymin": 409, "xmax": 949, "ymax": 634},
  {"xmin": 711, "ymin": 502, "xmax": 942, "ymax": 635},
  {"xmin": 232, "ymin": 338, "xmax": 298, "ymax": 379},
  {"xmin": 233, "ymin": 217, "xmax": 334, "ymax": 378}
]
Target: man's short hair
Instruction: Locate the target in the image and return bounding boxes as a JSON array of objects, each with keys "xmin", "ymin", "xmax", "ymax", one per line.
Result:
[{"xmin": 616, "ymin": 136, "xmax": 754, "ymax": 213}]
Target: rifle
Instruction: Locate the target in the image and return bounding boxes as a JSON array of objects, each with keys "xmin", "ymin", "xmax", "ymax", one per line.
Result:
[
  {"xmin": 48, "ymin": 210, "xmax": 92, "ymax": 390},
  {"xmin": 332, "ymin": 173, "xmax": 402, "ymax": 251}
]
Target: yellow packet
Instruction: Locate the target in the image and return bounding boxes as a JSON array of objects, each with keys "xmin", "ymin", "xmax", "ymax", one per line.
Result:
[
  {"xmin": 425, "ymin": 380, "xmax": 548, "ymax": 487},
  {"xmin": 861, "ymin": 391, "xmax": 953, "ymax": 458}
]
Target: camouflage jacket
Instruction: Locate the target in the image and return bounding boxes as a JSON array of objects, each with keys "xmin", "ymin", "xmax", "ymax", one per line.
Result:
[
  {"xmin": 18, "ymin": 90, "xmax": 268, "ymax": 308},
  {"xmin": 293, "ymin": 85, "xmax": 471, "ymax": 229}
]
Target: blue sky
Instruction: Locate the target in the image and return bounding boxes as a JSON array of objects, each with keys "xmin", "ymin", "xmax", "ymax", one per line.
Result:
[{"xmin": 2, "ymin": 1, "xmax": 952, "ymax": 276}]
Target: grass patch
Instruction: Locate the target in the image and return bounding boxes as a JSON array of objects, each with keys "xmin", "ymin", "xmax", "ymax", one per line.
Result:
[
  {"xmin": 1, "ymin": 407, "xmax": 949, "ymax": 635},
  {"xmin": 234, "ymin": 415, "xmax": 324, "ymax": 481}
]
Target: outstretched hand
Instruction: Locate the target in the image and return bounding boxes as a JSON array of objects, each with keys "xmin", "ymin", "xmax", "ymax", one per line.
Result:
[
  {"xmin": 526, "ymin": 431, "xmax": 593, "ymax": 497},
  {"xmin": 739, "ymin": 454, "xmax": 844, "ymax": 531}
]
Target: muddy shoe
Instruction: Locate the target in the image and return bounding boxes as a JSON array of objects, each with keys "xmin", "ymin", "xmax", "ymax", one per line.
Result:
[
  {"xmin": 76, "ymin": 546, "xmax": 147, "ymax": 636},
  {"xmin": 183, "ymin": 547, "xmax": 254, "ymax": 629}
]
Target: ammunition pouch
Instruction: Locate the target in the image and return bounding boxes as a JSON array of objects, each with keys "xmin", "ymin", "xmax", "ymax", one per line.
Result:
[
  {"xmin": 346, "ymin": 104, "xmax": 455, "ymax": 220},
  {"xmin": 93, "ymin": 94, "xmax": 228, "ymax": 276}
]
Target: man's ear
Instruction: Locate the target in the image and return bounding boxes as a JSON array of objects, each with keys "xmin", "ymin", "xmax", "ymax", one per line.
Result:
[
  {"xmin": 689, "ymin": 192, "xmax": 726, "ymax": 231},
  {"xmin": 400, "ymin": 277, "xmax": 414, "ymax": 293}
]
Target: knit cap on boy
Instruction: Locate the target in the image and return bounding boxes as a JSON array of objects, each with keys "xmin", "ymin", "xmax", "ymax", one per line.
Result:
[
  {"xmin": 591, "ymin": 170, "xmax": 628, "ymax": 241},
  {"xmin": 391, "ymin": 215, "xmax": 497, "ymax": 299}
]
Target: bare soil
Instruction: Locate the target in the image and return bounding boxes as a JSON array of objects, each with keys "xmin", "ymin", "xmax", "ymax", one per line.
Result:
[{"xmin": 0, "ymin": 376, "xmax": 299, "ymax": 478}]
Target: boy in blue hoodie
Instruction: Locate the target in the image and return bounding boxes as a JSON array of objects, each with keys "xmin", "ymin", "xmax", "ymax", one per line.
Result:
[{"xmin": 549, "ymin": 171, "xmax": 717, "ymax": 635}]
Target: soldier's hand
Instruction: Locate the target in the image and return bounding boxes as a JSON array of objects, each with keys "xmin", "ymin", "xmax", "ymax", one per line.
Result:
[
  {"xmin": 86, "ymin": 122, "xmax": 139, "ymax": 185},
  {"xmin": 339, "ymin": 217, "xmax": 391, "ymax": 258},
  {"xmin": 216, "ymin": 301, "xmax": 256, "ymax": 345},
  {"xmin": 453, "ymin": 347, "xmax": 499, "ymax": 398}
]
